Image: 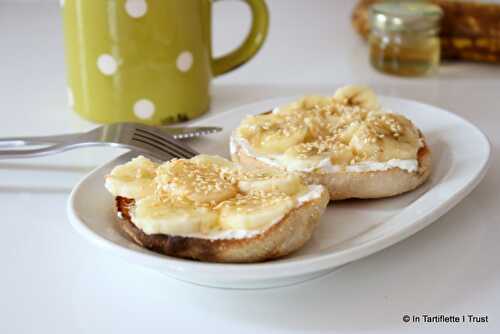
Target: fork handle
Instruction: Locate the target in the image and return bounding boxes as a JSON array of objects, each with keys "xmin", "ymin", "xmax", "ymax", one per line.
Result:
[
  {"xmin": 0, "ymin": 133, "xmax": 82, "ymax": 147},
  {"xmin": 0, "ymin": 142, "xmax": 90, "ymax": 159}
]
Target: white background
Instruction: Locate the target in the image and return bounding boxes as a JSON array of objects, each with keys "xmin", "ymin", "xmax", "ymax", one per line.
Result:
[{"xmin": 0, "ymin": 1, "xmax": 499, "ymax": 333}]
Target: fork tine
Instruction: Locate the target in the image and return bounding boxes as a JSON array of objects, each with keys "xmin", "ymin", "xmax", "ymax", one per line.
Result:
[
  {"xmin": 136, "ymin": 127, "xmax": 198, "ymax": 156},
  {"xmin": 131, "ymin": 141, "xmax": 176, "ymax": 161},
  {"xmin": 132, "ymin": 138, "xmax": 187, "ymax": 161},
  {"xmin": 134, "ymin": 132, "xmax": 194, "ymax": 159},
  {"xmin": 132, "ymin": 133, "xmax": 193, "ymax": 159},
  {"xmin": 134, "ymin": 127, "xmax": 198, "ymax": 157}
]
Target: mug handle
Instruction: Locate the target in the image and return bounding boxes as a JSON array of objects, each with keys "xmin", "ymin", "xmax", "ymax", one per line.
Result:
[{"xmin": 211, "ymin": 0, "xmax": 269, "ymax": 77}]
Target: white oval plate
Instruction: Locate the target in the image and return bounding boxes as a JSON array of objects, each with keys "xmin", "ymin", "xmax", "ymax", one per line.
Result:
[{"xmin": 68, "ymin": 96, "xmax": 490, "ymax": 289}]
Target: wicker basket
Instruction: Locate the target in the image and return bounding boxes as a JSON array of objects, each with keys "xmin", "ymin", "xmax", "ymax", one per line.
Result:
[{"xmin": 352, "ymin": 0, "xmax": 500, "ymax": 63}]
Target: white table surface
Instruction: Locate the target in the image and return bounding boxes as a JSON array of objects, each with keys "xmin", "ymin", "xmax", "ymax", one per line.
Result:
[{"xmin": 0, "ymin": 1, "xmax": 499, "ymax": 333}]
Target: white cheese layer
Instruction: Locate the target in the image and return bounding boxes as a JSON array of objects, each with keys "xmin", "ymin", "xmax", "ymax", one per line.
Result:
[{"xmin": 231, "ymin": 134, "xmax": 419, "ymax": 173}]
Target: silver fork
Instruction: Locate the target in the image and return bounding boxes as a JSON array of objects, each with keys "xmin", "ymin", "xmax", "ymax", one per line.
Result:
[
  {"xmin": 0, "ymin": 123, "xmax": 198, "ymax": 161},
  {"xmin": 0, "ymin": 126, "xmax": 222, "ymax": 146}
]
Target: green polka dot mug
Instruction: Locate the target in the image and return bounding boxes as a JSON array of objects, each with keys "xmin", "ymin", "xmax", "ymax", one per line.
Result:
[{"xmin": 62, "ymin": 0, "xmax": 269, "ymax": 124}]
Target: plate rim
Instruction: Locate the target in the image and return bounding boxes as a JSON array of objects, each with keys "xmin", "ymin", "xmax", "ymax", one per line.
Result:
[{"xmin": 67, "ymin": 95, "xmax": 491, "ymax": 281}]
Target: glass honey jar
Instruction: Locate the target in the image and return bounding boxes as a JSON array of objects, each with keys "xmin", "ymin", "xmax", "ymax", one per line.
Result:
[{"xmin": 369, "ymin": 1, "xmax": 443, "ymax": 76}]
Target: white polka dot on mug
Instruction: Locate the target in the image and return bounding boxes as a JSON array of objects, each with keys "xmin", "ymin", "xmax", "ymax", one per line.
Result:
[
  {"xmin": 125, "ymin": 0, "xmax": 148, "ymax": 18},
  {"xmin": 97, "ymin": 54, "xmax": 118, "ymax": 76},
  {"xmin": 177, "ymin": 51, "xmax": 193, "ymax": 73},
  {"xmin": 134, "ymin": 99, "xmax": 156, "ymax": 119}
]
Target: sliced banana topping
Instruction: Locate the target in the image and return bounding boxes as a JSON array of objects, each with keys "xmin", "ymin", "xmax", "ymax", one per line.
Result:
[
  {"xmin": 132, "ymin": 195, "xmax": 218, "ymax": 235},
  {"xmin": 350, "ymin": 124, "xmax": 383, "ymax": 161},
  {"xmin": 156, "ymin": 159, "xmax": 237, "ymax": 204},
  {"xmin": 299, "ymin": 95, "xmax": 335, "ymax": 110},
  {"xmin": 238, "ymin": 114, "xmax": 308, "ymax": 154},
  {"xmin": 233, "ymin": 85, "xmax": 423, "ymax": 171},
  {"xmin": 106, "ymin": 155, "xmax": 326, "ymax": 238},
  {"xmin": 216, "ymin": 192, "xmax": 294, "ymax": 230},
  {"xmin": 191, "ymin": 154, "xmax": 237, "ymax": 171},
  {"xmin": 105, "ymin": 156, "xmax": 159, "ymax": 199},
  {"xmin": 237, "ymin": 168, "xmax": 304, "ymax": 195},
  {"xmin": 285, "ymin": 139, "xmax": 354, "ymax": 166},
  {"xmin": 333, "ymin": 85, "xmax": 379, "ymax": 110}
]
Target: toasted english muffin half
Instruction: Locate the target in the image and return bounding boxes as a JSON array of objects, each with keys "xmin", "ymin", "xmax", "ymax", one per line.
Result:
[
  {"xmin": 233, "ymin": 141, "xmax": 430, "ymax": 200},
  {"xmin": 105, "ymin": 155, "xmax": 329, "ymax": 263},
  {"xmin": 115, "ymin": 190, "xmax": 328, "ymax": 263},
  {"xmin": 230, "ymin": 85, "xmax": 431, "ymax": 200}
]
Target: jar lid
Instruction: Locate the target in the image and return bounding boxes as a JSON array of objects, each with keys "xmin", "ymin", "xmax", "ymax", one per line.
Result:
[{"xmin": 370, "ymin": 1, "xmax": 443, "ymax": 33}]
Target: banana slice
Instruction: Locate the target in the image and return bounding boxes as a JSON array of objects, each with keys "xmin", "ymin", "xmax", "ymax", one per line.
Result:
[
  {"xmin": 277, "ymin": 152, "xmax": 326, "ymax": 171},
  {"xmin": 299, "ymin": 95, "xmax": 334, "ymax": 110},
  {"xmin": 105, "ymin": 156, "xmax": 158, "ymax": 199},
  {"xmin": 238, "ymin": 114, "xmax": 308, "ymax": 154},
  {"xmin": 156, "ymin": 159, "xmax": 237, "ymax": 204},
  {"xmin": 366, "ymin": 112, "xmax": 421, "ymax": 161},
  {"xmin": 217, "ymin": 192, "xmax": 294, "ymax": 230},
  {"xmin": 334, "ymin": 85, "xmax": 379, "ymax": 110},
  {"xmin": 380, "ymin": 137, "xmax": 420, "ymax": 161},
  {"xmin": 259, "ymin": 120, "xmax": 308, "ymax": 154},
  {"xmin": 132, "ymin": 195, "xmax": 218, "ymax": 235},
  {"xmin": 283, "ymin": 139, "xmax": 354, "ymax": 168},
  {"xmin": 191, "ymin": 154, "xmax": 237, "ymax": 171},
  {"xmin": 237, "ymin": 167, "xmax": 304, "ymax": 195},
  {"xmin": 349, "ymin": 124, "xmax": 382, "ymax": 161},
  {"xmin": 329, "ymin": 142, "xmax": 355, "ymax": 165}
]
